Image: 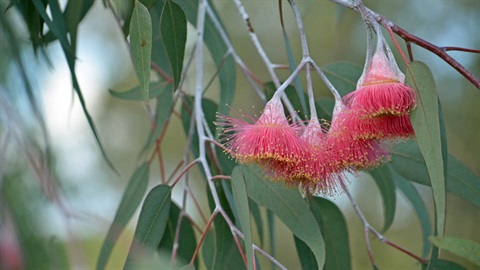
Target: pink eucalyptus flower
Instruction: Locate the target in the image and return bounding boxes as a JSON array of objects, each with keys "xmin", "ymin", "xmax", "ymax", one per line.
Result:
[
  {"xmin": 336, "ymin": 108, "xmax": 414, "ymax": 140},
  {"xmin": 343, "ymin": 47, "xmax": 416, "ymax": 117},
  {"xmin": 216, "ymin": 97, "xmax": 305, "ymax": 164},
  {"xmin": 326, "ymin": 103, "xmax": 390, "ymax": 170},
  {"xmin": 262, "ymin": 118, "xmax": 343, "ymax": 196}
]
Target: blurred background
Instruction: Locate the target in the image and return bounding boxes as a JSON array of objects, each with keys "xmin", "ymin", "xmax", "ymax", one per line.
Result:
[{"xmin": 1, "ymin": 0, "xmax": 479, "ymax": 269}]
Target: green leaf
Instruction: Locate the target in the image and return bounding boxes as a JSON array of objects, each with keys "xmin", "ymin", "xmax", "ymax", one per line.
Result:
[
  {"xmin": 249, "ymin": 198, "xmax": 264, "ymax": 246},
  {"xmin": 423, "ymin": 259, "xmax": 466, "ymax": 270},
  {"xmin": 240, "ymin": 165, "xmax": 325, "ymax": 268},
  {"xmin": 130, "ymin": 0, "xmax": 153, "ymax": 105},
  {"xmin": 142, "ymin": 84, "xmax": 174, "ymax": 152},
  {"xmin": 175, "ymin": 0, "xmax": 236, "ymax": 117},
  {"xmin": 294, "ymin": 237, "xmax": 317, "ymax": 270},
  {"xmin": 109, "ymin": 82, "xmax": 168, "ymax": 100},
  {"xmin": 407, "ymin": 61, "xmax": 446, "ymax": 235},
  {"xmin": 160, "ymin": 0, "xmax": 187, "ymax": 90},
  {"xmin": 157, "ymin": 203, "xmax": 197, "ymax": 268},
  {"xmin": 201, "ymin": 215, "xmax": 245, "ymax": 270},
  {"xmin": 96, "ymin": 163, "xmax": 150, "ymax": 270},
  {"xmin": 315, "ymin": 97, "xmax": 335, "ymax": 122},
  {"xmin": 430, "ymin": 237, "xmax": 480, "ymax": 266},
  {"xmin": 231, "ymin": 167, "xmax": 254, "ymax": 270},
  {"xmin": 309, "ymin": 197, "xmax": 351, "ymax": 270},
  {"xmin": 125, "ymin": 185, "xmax": 172, "ymax": 269},
  {"xmin": 323, "ymin": 61, "xmax": 363, "ymax": 97},
  {"xmin": 368, "ymin": 166, "xmax": 396, "ymax": 232},
  {"xmin": 391, "ymin": 167, "xmax": 432, "ymax": 257}
]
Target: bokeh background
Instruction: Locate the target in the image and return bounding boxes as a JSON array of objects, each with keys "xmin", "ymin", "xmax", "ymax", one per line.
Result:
[{"xmin": 1, "ymin": 0, "xmax": 479, "ymax": 269}]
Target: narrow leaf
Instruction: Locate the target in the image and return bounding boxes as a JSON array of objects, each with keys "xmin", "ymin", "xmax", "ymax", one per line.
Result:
[
  {"xmin": 391, "ymin": 167, "xmax": 432, "ymax": 257},
  {"xmin": 323, "ymin": 61, "xmax": 363, "ymax": 97},
  {"xmin": 142, "ymin": 84, "xmax": 174, "ymax": 152},
  {"xmin": 231, "ymin": 167, "xmax": 254, "ymax": 270},
  {"xmin": 175, "ymin": 0, "xmax": 236, "ymax": 117},
  {"xmin": 390, "ymin": 140, "xmax": 480, "ymax": 208},
  {"xmin": 368, "ymin": 166, "xmax": 396, "ymax": 232},
  {"xmin": 430, "ymin": 237, "xmax": 480, "ymax": 266},
  {"xmin": 240, "ymin": 166, "xmax": 325, "ymax": 268},
  {"xmin": 157, "ymin": 203, "xmax": 197, "ymax": 268},
  {"xmin": 130, "ymin": 0, "xmax": 152, "ymax": 105},
  {"xmin": 406, "ymin": 61, "xmax": 445, "ymax": 235},
  {"xmin": 109, "ymin": 82, "xmax": 167, "ymax": 100},
  {"xmin": 125, "ymin": 185, "xmax": 172, "ymax": 269},
  {"xmin": 96, "ymin": 163, "xmax": 150, "ymax": 270},
  {"xmin": 309, "ymin": 197, "xmax": 351, "ymax": 270},
  {"xmin": 160, "ymin": 0, "xmax": 187, "ymax": 90}
]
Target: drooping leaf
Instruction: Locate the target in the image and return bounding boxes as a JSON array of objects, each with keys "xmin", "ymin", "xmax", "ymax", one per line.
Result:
[
  {"xmin": 130, "ymin": 0, "xmax": 153, "ymax": 105},
  {"xmin": 109, "ymin": 82, "xmax": 168, "ymax": 100},
  {"xmin": 231, "ymin": 167, "xmax": 254, "ymax": 270},
  {"xmin": 32, "ymin": 0, "xmax": 117, "ymax": 172},
  {"xmin": 294, "ymin": 237, "xmax": 317, "ymax": 270},
  {"xmin": 201, "ymin": 214, "xmax": 245, "ymax": 270},
  {"xmin": 96, "ymin": 163, "xmax": 150, "ymax": 270},
  {"xmin": 368, "ymin": 166, "xmax": 396, "ymax": 232},
  {"xmin": 423, "ymin": 259, "xmax": 467, "ymax": 270},
  {"xmin": 322, "ymin": 61, "xmax": 363, "ymax": 97},
  {"xmin": 430, "ymin": 237, "xmax": 480, "ymax": 266},
  {"xmin": 157, "ymin": 203, "xmax": 198, "ymax": 268},
  {"xmin": 249, "ymin": 198, "xmax": 264, "ymax": 246},
  {"xmin": 160, "ymin": 0, "xmax": 187, "ymax": 90},
  {"xmin": 175, "ymin": 0, "xmax": 236, "ymax": 117},
  {"xmin": 142, "ymin": 84, "xmax": 174, "ymax": 152},
  {"xmin": 239, "ymin": 165, "xmax": 325, "ymax": 268},
  {"xmin": 309, "ymin": 197, "xmax": 351, "ymax": 270},
  {"xmin": 124, "ymin": 185, "xmax": 172, "ymax": 269},
  {"xmin": 407, "ymin": 61, "xmax": 446, "ymax": 236},
  {"xmin": 266, "ymin": 209, "xmax": 276, "ymax": 269},
  {"xmin": 149, "ymin": 0, "xmax": 173, "ymax": 79},
  {"xmin": 391, "ymin": 140, "xmax": 480, "ymax": 208},
  {"xmin": 391, "ymin": 167, "xmax": 432, "ymax": 257}
]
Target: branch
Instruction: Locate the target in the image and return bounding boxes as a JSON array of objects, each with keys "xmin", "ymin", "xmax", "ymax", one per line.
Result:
[{"xmin": 328, "ymin": 0, "xmax": 480, "ymax": 89}]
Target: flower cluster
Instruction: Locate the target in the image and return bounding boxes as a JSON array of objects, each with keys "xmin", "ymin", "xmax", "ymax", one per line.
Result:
[{"xmin": 216, "ymin": 41, "xmax": 416, "ymax": 196}]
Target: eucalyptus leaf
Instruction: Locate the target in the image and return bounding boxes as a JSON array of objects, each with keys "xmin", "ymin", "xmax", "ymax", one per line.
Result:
[
  {"xmin": 391, "ymin": 167, "xmax": 431, "ymax": 257},
  {"xmin": 160, "ymin": 0, "xmax": 187, "ymax": 90},
  {"xmin": 125, "ymin": 185, "xmax": 172, "ymax": 269},
  {"xmin": 239, "ymin": 165, "xmax": 325, "ymax": 268},
  {"xmin": 407, "ymin": 61, "xmax": 446, "ymax": 235},
  {"xmin": 231, "ymin": 167, "xmax": 254, "ymax": 270},
  {"xmin": 130, "ymin": 0, "xmax": 152, "ymax": 105},
  {"xmin": 96, "ymin": 163, "xmax": 150, "ymax": 270},
  {"xmin": 323, "ymin": 61, "xmax": 363, "ymax": 97},
  {"xmin": 109, "ymin": 82, "xmax": 167, "ymax": 100},
  {"xmin": 368, "ymin": 166, "xmax": 396, "ymax": 232},
  {"xmin": 430, "ymin": 237, "xmax": 480, "ymax": 266},
  {"xmin": 174, "ymin": 0, "xmax": 236, "ymax": 117},
  {"xmin": 157, "ymin": 203, "xmax": 197, "ymax": 268}
]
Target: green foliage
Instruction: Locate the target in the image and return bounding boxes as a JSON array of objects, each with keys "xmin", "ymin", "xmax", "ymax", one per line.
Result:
[
  {"xmin": 238, "ymin": 165, "xmax": 326, "ymax": 268},
  {"xmin": 430, "ymin": 237, "xmax": 480, "ymax": 266},
  {"xmin": 130, "ymin": 0, "xmax": 153, "ymax": 106},
  {"xmin": 157, "ymin": 203, "xmax": 198, "ymax": 268},
  {"xmin": 97, "ymin": 163, "xmax": 150, "ymax": 270},
  {"xmin": 160, "ymin": 0, "xmax": 187, "ymax": 90},
  {"xmin": 368, "ymin": 166, "xmax": 397, "ymax": 233},
  {"xmin": 125, "ymin": 185, "xmax": 172, "ymax": 269},
  {"xmin": 407, "ymin": 61, "xmax": 447, "ymax": 236},
  {"xmin": 231, "ymin": 167, "xmax": 254, "ymax": 270}
]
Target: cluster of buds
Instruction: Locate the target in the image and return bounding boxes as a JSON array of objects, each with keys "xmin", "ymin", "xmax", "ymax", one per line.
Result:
[{"xmin": 216, "ymin": 32, "xmax": 416, "ymax": 196}]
